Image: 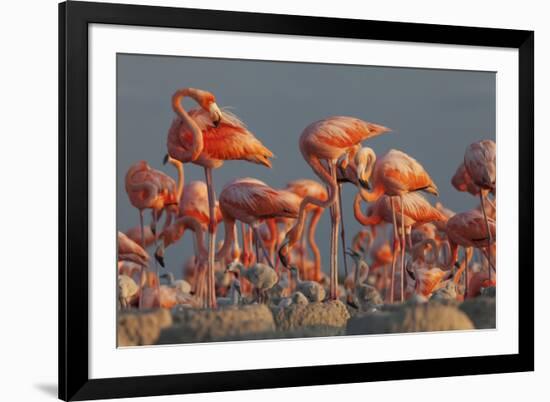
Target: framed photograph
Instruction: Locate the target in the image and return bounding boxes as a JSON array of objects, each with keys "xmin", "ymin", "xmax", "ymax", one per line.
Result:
[{"xmin": 59, "ymin": 1, "xmax": 534, "ymax": 400}]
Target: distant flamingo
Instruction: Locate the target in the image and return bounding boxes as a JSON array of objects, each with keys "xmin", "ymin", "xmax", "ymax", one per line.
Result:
[
  {"xmin": 452, "ymin": 163, "xmax": 482, "ymax": 196},
  {"xmin": 279, "ymin": 116, "xmax": 390, "ymax": 300},
  {"xmin": 463, "ymin": 140, "xmax": 496, "ymax": 280},
  {"xmin": 118, "ymin": 231, "xmax": 149, "ymax": 267},
  {"xmin": 167, "ymin": 88, "xmax": 274, "ymax": 308},
  {"xmin": 445, "ymin": 209, "xmax": 496, "ymax": 298},
  {"xmin": 352, "ymin": 148, "xmax": 439, "ymax": 303},
  {"xmin": 216, "ymin": 178, "xmax": 302, "ymax": 273},
  {"xmin": 285, "ymin": 179, "xmax": 328, "ymax": 281},
  {"xmin": 125, "ymin": 161, "xmax": 179, "ymax": 248},
  {"xmin": 354, "ymin": 188, "xmax": 444, "ymax": 302}
]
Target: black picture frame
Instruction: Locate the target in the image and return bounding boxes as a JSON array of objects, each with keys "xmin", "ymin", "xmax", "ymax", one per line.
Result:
[{"xmin": 59, "ymin": 1, "xmax": 534, "ymax": 400}]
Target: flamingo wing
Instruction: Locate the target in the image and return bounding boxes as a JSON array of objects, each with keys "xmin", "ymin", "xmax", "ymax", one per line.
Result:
[
  {"xmin": 220, "ymin": 179, "xmax": 301, "ymax": 220},
  {"xmin": 171, "ymin": 108, "xmax": 274, "ymax": 167}
]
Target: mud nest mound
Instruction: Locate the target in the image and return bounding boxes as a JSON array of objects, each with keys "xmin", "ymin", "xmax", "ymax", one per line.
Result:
[
  {"xmin": 118, "ymin": 309, "xmax": 173, "ymax": 346},
  {"xmin": 273, "ymin": 300, "xmax": 350, "ymax": 332},
  {"xmin": 459, "ymin": 296, "xmax": 496, "ymax": 329},
  {"xmin": 347, "ymin": 301, "xmax": 474, "ymax": 335},
  {"xmin": 157, "ymin": 304, "xmax": 275, "ymax": 344}
]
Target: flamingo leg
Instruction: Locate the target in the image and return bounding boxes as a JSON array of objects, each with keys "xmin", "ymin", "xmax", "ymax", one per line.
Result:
[
  {"xmin": 464, "ymin": 247, "xmax": 469, "ymax": 299},
  {"xmin": 338, "ymin": 184, "xmax": 350, "ymax": 279},
  {"xmin": 399, "ymin": 195, "xmax": 406, "ymax": 303},
  {"xmin": 152, "ymin": 211, "xmax": 161, "ymax": 308},
  {"xmin": 479, "ymin": 193, "xmax": 494, "ymax": 281},
  {"xmin": 254, "ymin": 229, "xmax": 261, "ymax": 264},
  {"xmin": 204, "ymin": 167, "xmax": 218, "ymax": 309},
  {"xmin": 390, "ymin": 197, "xmax": 399, "ymax": 304},
  {"xmin": 138, "ymin": 209, "xmax": 145, "ymax": 310},
  {"xmin": 400, "ymin": 195, "xmax": 406, "ymax": 303},
  {"xmin": 253, "ymin": 227, "xmax": 275, "ymax": 269},
  {"xmin": 328, "ymin": 161, "xmax": 340, "ymax": 300}
]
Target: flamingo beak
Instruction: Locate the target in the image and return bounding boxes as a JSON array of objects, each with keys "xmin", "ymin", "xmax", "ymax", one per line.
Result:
[
  {"xmin": 278, "ymin": 240, "xmax": 290, "ymax": 268},
  {"xmin": 162, "ymin": 154, "xmax": 169, "ymax": 165},
  {"xmin": 358, "ymin": 178, "xmax": 371, "ymax": 190},
  {"xmin": 154, "ymin": 245, "xmax": 165, "ymax": 268},
  {"xmin": 209, "ymin": 103, "xmax": 222, "ymax": 127}
]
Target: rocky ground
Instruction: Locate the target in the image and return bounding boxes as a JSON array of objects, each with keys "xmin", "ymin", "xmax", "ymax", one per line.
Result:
[{"xmin": 117, "ymin": 291, "xmax": 496, "ymax": 347}]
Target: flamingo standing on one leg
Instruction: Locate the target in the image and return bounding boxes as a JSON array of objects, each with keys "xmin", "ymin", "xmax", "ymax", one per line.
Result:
[
  {"xmin": 354, "ymin": 190, "xmax": 445, "ymax": 301},
  {"xmin": 353, "ymin": 148, "xmax": 439, "ymax": 303},
  {"xmin": 216, "ymin": 178, "xmax": 302, "ymax": 268},
  {"xmin": 167, "ymin": 88, "xmax": 274, "ymax": 308},
  {"xmin": 279, "ymin": 116, "xmax": 390, "ymax": 300},
  {"xmin": 463, "ymin": 140, "xmax": 496, "ymax": 281}
]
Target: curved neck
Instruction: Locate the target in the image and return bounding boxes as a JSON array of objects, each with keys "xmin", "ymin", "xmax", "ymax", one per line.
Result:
[
  {"xmin": 307, "ymin": 208, "xmax": 322, "ymax": 281},
  {"xmin": 172, "ymin": 216, "xmax": 207, "ymax": 259},
  {"xmin": 358, "ymin": 184, "xmax": 385, "ymax": 203},
  {"xmin": 216, "ymin": 216, "xmax": 236, "ymax": 262},
  {"xmin": 170, "ymin": 159, "xmax": 184, "ymax": 201},
  {"xmin": 354, "ymin": 193, "xmax": 382, "ymax": 226},
  {"xmin": 281, "ymin": 157, "xmax": 338, "ymax": 262},
  {"xmin": 171, "ymin": 88, "xmax": 205, "ymax": 162}
]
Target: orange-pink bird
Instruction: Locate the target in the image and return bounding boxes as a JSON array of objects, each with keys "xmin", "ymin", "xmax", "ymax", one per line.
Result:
[
  {"xmin": 167, "ymin": 88, "xmax": 274, "ymax": 308},
  {"xmin": 445, "ymin": 208, "xmax": 496, "ymax": 298},
  {"xmin": 280, "ymin": 116, "xmax": 390, "ymax": 300},
  {"xmin": 463, "ymin": 139, "xmax": 496, "ymax": 280},
  {"xmin": 354, "ymin": 148, "xmax": 439, "ymax": 302},
  {"xmin": 216, "ymin": 178, "xmax": 302, "ymax": 274},
  {"xmin": 354, "ymin": 191, "xmax": 445, "ymax": 301},
  {"xmin": 285, "ymin": 179, "xmax": 328, "ymax": 281}
]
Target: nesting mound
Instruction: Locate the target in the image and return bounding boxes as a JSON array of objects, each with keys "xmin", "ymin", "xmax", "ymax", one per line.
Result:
[
  {"xmin": 347, "ymin": 302, "xmax": 474, "ymax": 335},
  {"xmin": 118, "ymin": 309, "xmax": 173, "ymax": 346},
  {"xmin": 459, "ymin": 296, "xmax": 496, "ymax": 329},
  {"xmin": 158, "ymin": 304, "xmax": 275, "ymax": 343},
  {"xmin": 273, "ymin": 300, "xmax": 350, "ymax": 332}
]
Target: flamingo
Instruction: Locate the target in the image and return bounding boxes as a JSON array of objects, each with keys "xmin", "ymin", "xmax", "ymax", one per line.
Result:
[
  {"xmin": 463, "ymin": 140, "xmax": 496, "ymax": 280},
  {"xmin": 286, "ymin": 266, "xmax": 326, "ymax": 303},
  {"xmin": 118, "ymin": 275, "xmax": 140, "ymax": 309},
  {"xmin": 226, "ymin": 261, "xmax": 277, "ymax": 303},
  {"xmin": 279, "ymin": 116, "xmax": 390, "ymax": 300},
  {"xmin": 216, "ymin": 278, "xmax": 242, "ymax": 307},
  {"xmin": 285, "ymin": 179, "xmax": 328, "ymax": 281},
  {"xmin": 445, "ymin": 209, "xmax": 496, "ymax": 298},
  {"xmin": 216, "ymin": 178, "xmax": 302, "ymax": 269},
  {"xmin": 167, "ymin": 88, "xmax": 274, "ymax": 308},
  {"xmin": 124, "ymin": 159, "xmax": 184, "ymax": 307},
  {"xmin": 118, "ymin": 231, "xmax": 149, "ymax": 267},
  {"xmin": 354, "ymin": 188, "xmax": 445, "ymax": 302}
]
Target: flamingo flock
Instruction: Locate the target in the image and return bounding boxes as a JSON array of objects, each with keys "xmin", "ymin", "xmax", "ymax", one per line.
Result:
[{"xmin": 118, "ymin": 87, "xmax": 496, "ymax": 312}]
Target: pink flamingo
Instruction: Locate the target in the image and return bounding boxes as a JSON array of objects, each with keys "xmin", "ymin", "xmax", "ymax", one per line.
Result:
[
  {"xmin": 354, "ymin": 190, "xmax": 445, "ymax": 301},
  {"xmin": 353, "ymin": 147, "xmax": 439, "ymax": 303},
  {"xmin": 285, "ymin": 179, "xmax": 328, "ymax": 281},
  {"xmin": 124, "ymin": 160, "xmax": 183, "ymax": 307},
  {"xmin": 445, "ymin": 208, "xmax": 496, "ymax": 298},
  {"xmin": 216, "ymin": 178, "xmax": 302, "ymax": 271},
  {"xmin": 463, "ymin": 140, "xmax": 496, "ymax": 280},
  {"xmin": 167, "ymin": 88, "xmax": 274, "ymax": 308},
  {"xmin": 279, "ymin": 116, "xmax": 390, "ymax": 300}
]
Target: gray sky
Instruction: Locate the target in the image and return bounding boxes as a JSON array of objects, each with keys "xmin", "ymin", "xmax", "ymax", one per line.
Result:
[{"xmin": 117, "ymin": 53, "xmax": 495, "ymax": 277}]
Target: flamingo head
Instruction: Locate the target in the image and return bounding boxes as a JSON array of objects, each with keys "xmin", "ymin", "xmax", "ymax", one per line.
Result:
[
  {"xmin": 344, "ymin": 248, "xmax": 361, "ymax": 263},
  {"xmin": 354, "ymin": 147, "xmax": 376, "ymax": 190},
  {"xmin": 154, "ymin": 244, "xmax": 166, "ymax": 268},
  {"xmin": 226, "ymin": 261, "xmax": 244, "ymax": 275},
  {"xmin": 286, "ymin": 266, "xmax": 299, "ymax": 280},
  {"xmin": 423, "ymin": 183, "xmax": 440, "ymax": 197}
]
